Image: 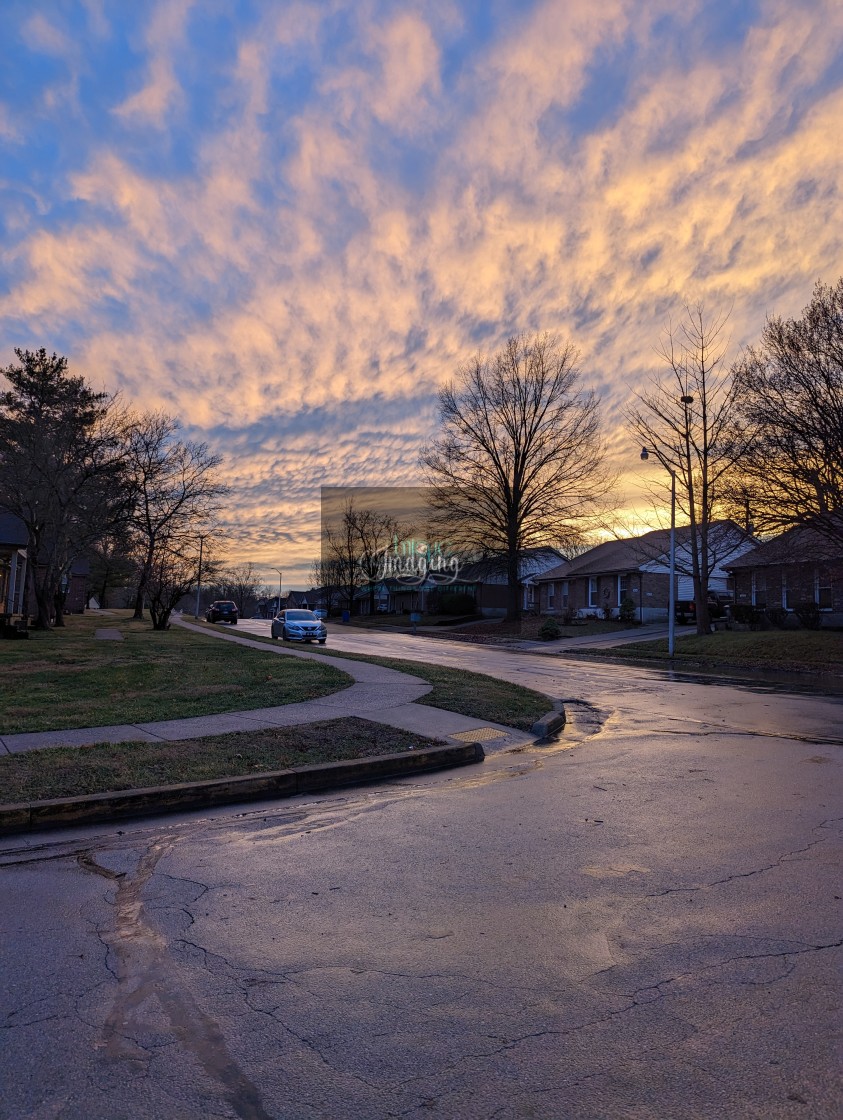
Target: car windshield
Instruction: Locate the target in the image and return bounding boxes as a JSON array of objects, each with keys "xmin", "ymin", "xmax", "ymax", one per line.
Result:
[{"xmin": 286, "ymin": 610, "xmax": 318, "ymax": 621}]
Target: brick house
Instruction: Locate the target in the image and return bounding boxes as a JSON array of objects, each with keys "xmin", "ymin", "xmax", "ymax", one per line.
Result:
[
  {"xmin": 725, "ymin": 521, "xmax": 843, "ymax": 628},
  {"xmin": 350, "ymin": 548, "xmax": 566, "ymax": 616},
  {"xmin": 535, "ymin": 522, "xmax": 755, "ymax": 623},
  {"xmin": 454, "ymin": 548, "xmax": 566, "ymax": 617}
]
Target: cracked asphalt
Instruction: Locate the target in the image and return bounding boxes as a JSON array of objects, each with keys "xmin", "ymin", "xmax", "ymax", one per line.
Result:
[{"xmin": 1, "ymin": 630, "xmax": 841, "ymax": 1119}]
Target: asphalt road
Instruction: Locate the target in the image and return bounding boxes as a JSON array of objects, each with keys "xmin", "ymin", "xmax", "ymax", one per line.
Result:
[{"xmin": 1, "ymin": 627, "xmax": 841, "ymax": 1119}]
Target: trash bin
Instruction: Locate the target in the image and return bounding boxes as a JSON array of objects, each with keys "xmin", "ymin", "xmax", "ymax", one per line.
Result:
[{"xmin": 341, "ymin": 610, "xmax": 350, "ymax": 623}]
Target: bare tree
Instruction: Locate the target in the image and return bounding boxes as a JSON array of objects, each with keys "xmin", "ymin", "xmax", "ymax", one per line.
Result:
[
  {"xmin": 352, "ymin": 506, "xmax": 403, "ymax": 615},
  {"xmin": 126, "ymin": 412, "xmax": 228, "ymax": 621},
  {"xmin": 217, "ymin": 561, "xmax": 262, "ymax": 617},
  {"xmin": 144, "ymin": 531, "xmax": 203, "ymax": 631},
  {"xmin": 0, "ymin": 349, "xmax": 128, "ymax": 628},
  {"xmin": 320, "ymin": 498, "xmax": 401, "ymax": 614},
  {"xmin": 729, "ymin": 277, "xmax": 843, "ymax": 543},
  {"xmin": 87, "ymin": 528, "xmax": 137, "ymax": 608},
  {"xmin": 421, "ymin": 332, "xmax": 613, "ymax": 620},
  {"xmin": 322, "ymin": 506, "xmax": 360, "ymax": 614},
  {"xmin": 628, "ymin": 305, "xmax": 748, "ymax": 634},
  {"xmin": 310, "ymin": 556, "xmax": 345, "ymax": 616}
]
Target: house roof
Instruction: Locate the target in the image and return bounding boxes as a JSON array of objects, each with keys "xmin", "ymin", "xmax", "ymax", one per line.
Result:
[
  {"xmin": 536, "ymin": 521, "xmax": 752, "ymax": 581},
  {"xmin": 458, "ymin": 547, "xmax": 565, "ymax": 585},
  {"xmin": 536, "ymin": 528, "xmax": 673, "ymax": 580},
  {"xmin": 725, "ymin": 521, "xmax": 843, "ymax": 570},
  {"xmin": 0, "ymin": 511, "xmax": 28, "ymax": 548}
]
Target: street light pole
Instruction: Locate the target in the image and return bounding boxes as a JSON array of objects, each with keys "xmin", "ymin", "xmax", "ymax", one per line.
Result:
[
  {"xmin": 640, "ymin": 447, "xmax": 676, "ymax": 658},
  {"xmin": 272, "ymin": 567, "xmax": 283, "ymax": 615},
  {"xmin": 194, "ymin": 534, "xmax": 206, "ymax": 619}
]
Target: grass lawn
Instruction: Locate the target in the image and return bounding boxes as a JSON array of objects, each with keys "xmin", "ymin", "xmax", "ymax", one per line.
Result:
[
  {"xmin": 0, "ymin": 611, "xmax": 352, "ymax": 734},
  {"xmin": 0, "ymin": 718, "xmax": 444, "ymax": 804},
  {"xmin": 572, "ymin": 630, "xmax": 843, "ymax": 674},
  {"xmin": 204, "ymin": 621, "xmax": 553, "ymax": 732},
  {"xmin": 354, "ymin": 656, "xmax": 551, "ymax": 730},
  {"xmin": 343, "ymin": 614, "xmax": 455, "ymax": 629},
  {"xmin": 415, "ymin": 615, "xmax": 635, "ymax": 643}
]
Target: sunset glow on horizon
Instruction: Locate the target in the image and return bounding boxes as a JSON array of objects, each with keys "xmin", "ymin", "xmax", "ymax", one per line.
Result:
[{"xmin": 2, "ymin": 0, "xmax": 841, "ymax": 589}]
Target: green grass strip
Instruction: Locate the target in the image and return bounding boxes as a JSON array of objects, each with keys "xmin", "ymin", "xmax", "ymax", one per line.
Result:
[{"xmin": 0, "ymin": 718, "xmax": 443, "ymax": 804}]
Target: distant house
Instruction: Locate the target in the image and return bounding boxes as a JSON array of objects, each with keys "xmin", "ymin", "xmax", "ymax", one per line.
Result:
[
  {"xmin": 453, "ymin": 547, "xmax": 566, "ymax": 617},
  {"xmin": 285, "ymin": 590, "xmax": 314, "ymax": 610},
  {"xmin": 535, "ymin": 522, "xmax": 755, "ymax": 622},
  {"xmin": 351, "ymin": 548, "xmax": 566, "ymax": 617},
  {"xmin": 725, "ymin": 520, "xmax": 843, "ymax": 628}
]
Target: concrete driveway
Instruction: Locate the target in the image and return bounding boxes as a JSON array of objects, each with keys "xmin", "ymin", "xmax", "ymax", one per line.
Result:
[{"xmin": 1, "ymin": 633, "xmax": 840, "ymax": 1119}]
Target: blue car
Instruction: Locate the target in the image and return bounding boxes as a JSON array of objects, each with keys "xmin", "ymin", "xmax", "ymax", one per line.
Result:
[{"xmin": 271, "ymin": 609, "xmax": 327, "ymax": 643}]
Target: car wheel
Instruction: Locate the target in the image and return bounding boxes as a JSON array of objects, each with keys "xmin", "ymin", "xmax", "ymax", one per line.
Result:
[
  {"xmin": 318, "ymin": 639, "xmax": 326, "ymax": 645},
  {"xmin": 231, "ymin": 619, "xmax": 237, "ymax": 625},
  {"xmin": 271, "ymin": 629, "xmax": 278, "ymax": 640},
  {"xmin": 282, "ymin": 628, "xmax": 289, "ymax": 641}
]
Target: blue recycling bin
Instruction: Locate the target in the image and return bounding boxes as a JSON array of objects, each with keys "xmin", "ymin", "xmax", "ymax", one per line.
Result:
[{"xmin": 341, "ymin": 610, "xmax": 350, "ymax": 623}]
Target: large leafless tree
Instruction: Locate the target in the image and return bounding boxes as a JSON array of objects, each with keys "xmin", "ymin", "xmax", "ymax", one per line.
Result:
[
  {"xmin": 126, "ymin": 412, "xmax": 228, "ymax": 622},
  {"xmin": 422, "ymin": 332, "xmax": 613, "ymax": 621},
  {"xmin": 628, "ymin": 305, "xmax": 749, "ymax": 634},
  {"xmin": 729, "ymin": 277, "xmax": 843, "ymax": 543}
]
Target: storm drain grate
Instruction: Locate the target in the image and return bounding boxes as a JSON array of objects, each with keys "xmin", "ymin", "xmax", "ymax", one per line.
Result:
[{"xmin": 450, "ymin": 727, "xmax": 507, "ymax": 742}]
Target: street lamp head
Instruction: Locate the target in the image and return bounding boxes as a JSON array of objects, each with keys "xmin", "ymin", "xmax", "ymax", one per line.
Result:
[{"xmin": 640, "ymin": 447, "xmax": 649, "ymax": 461}]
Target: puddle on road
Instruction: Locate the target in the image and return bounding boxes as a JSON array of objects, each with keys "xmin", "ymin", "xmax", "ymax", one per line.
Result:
[{"xmin": 78, "ymin": 837, "xmax": 275, "ymax": 1120}]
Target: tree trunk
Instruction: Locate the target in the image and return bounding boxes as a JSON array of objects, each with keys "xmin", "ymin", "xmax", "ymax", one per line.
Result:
[
  {"xmin": 53, "ymin": 588, "xmax": 66, "ymax": 627},
  {"xmin": 134, "ymin": 547, "xmax": 154, "ymax": 619},
  {"xmin": 506, "ymin": 548, "xmax": 521, "ymax": 623}
]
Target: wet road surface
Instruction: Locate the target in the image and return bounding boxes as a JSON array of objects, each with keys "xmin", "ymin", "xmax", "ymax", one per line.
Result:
[{"xmin": 1, "ymin": 630, "xmax": 841, "ymax": 1119}]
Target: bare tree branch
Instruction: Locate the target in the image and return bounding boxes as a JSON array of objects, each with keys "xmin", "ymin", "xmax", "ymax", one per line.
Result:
[
  {"xmin": 727, "ymin": 277, "xmax": 843, "ymax": 543},
  {"xmin": 422, "ymin": 332, "xmax": 615, "ymax": 620}
]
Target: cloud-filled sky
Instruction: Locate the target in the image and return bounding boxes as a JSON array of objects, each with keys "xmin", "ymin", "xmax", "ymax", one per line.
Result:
[{"xmin": 1, "ymin": 0, "xmax": 841, "ymax": 589}]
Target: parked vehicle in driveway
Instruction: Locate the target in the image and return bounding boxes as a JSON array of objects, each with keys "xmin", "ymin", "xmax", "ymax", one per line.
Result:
[
  {"xmin": 206, "ymin": 600, "xmax": 239, "ymax": 624},
  {"xmin": 271, "ymin": 609, "xmax": 327, "ymax": 643},
  {"xmin": 312, "ymin": 609, "xmax": 328, "ymax": 620},
  {"xmin": 675, "ymin": 595, "xmax": 730, "ymax": 625}
]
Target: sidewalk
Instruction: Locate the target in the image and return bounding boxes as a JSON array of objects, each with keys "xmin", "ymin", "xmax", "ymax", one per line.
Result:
[
  {"xmin": 1, "ymin": 622, "xmax": 547, "ymax": 833},
  {"xmin": 0, "ymin": 622, "xmax": 537, "ymax": 756},
  {"xmin": 411, "ymin": 622, "xmax": 682, "ymax": 654}
]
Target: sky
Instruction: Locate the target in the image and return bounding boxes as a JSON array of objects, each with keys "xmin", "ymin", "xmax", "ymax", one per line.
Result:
[{"xmin": 1, "ymin": 0, "xmax": 841, "ymax": 591}]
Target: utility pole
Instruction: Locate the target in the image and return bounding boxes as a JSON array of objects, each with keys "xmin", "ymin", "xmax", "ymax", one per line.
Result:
[
  {"xmin": 272, "ymin": 567, "xmax": 283, "ymax": 615},
  {"xmin": 194, "ymin": 534, "xmax": 206, "ymax": 618}
]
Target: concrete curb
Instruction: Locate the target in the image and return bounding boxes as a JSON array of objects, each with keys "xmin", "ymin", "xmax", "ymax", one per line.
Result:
[
  {"xmin": 0, "ymin": 741, "xmax": 486, "ymax": 836},
  {"xmin": 531, "ymin": 710, "xmax": 567, "ymax": 738}
]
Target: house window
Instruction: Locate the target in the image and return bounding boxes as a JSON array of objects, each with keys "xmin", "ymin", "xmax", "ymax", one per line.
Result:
[
  {"xmin": 816, "ymin": 568, "xmax": 833, "ymax": 610},
  {"xmin": 561, "ymin": 580, "xmax": 569, "ymax": 608},
  {"xmin": 782, "ymin": 572, "xmax": 792, "ymax": 610},
  {"xmin": 547, "ymin": 583, "xmax": 555, "ymax": 609},
  {"xmin": 751, "ymin": 571, "xmax": 767, "ymax": 608},
  {"xmin": 618, "ymin": 574, "xmax": 627, "ymax": 605},
  {"xmin": 589, "ymin": 577, "xmax": 598, "ymax": 608}
]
